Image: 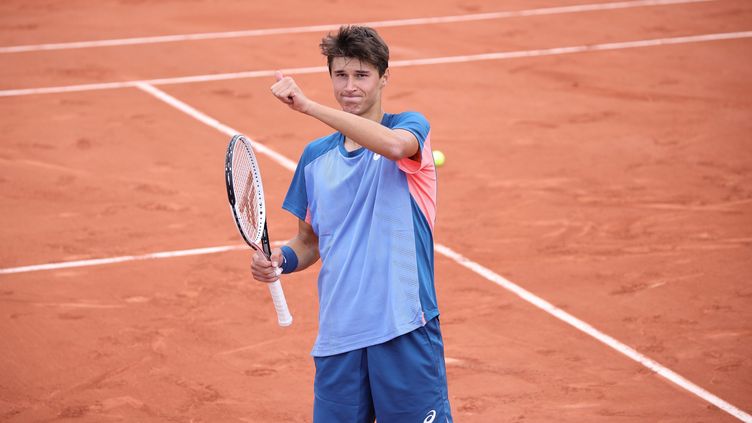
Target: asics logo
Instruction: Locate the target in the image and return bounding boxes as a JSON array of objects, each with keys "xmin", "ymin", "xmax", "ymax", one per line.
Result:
[{"xmin": 423, "ymin": 409, "xmax": 436, "ymax": 423}]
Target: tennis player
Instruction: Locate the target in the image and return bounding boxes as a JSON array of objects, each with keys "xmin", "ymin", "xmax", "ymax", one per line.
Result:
[{"xmin": 251, "ymin": 25, "xmax": 452, "ymax": 423}]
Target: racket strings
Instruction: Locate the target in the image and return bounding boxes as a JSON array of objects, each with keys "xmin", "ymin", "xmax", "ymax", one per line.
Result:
[{"xmin": 232, "ymin": 141, "xmax": 263, "ymax": 243}]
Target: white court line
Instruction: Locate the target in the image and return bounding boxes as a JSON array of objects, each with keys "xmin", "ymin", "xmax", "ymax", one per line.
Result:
[
  {"xmin": 0, "ymin": 0, "xmax": 713, "ymax": 53},
  {"xmin": 2, "ymin": 30, "xmax": 751, "ymax": 98},
  {"xmin": 0, "ymin": 245, "xmax": 246, "ymax": 275},
  {"xmin": 134, "ymin": 82, "xmax": 297, "ymax": 172},
  {"xmin": 0, "ymin": 66, "xmax": 325, "ymax": 97},
  {"xmin": 0, "ymin": 241, "xmax": 294, "ymax": 275},
  {"xmin": 435, "ymin": 245, "xmax": 752, "ymax": 422}
]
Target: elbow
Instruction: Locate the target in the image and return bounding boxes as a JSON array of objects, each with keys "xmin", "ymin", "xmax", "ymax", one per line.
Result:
[
  {"xmin": 383, "ymin": 148, "xmax": 405, "ymax": 162},
  {"xmin": 381, "ymin": 130, "xmax": 420, "ymax": 161},
  {"xmin": 382, "ymin": 138, "xmax": 415, "ymax": 161}
]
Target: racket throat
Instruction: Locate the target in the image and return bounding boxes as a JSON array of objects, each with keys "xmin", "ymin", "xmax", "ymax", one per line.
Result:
[{"xmin": 261, "ymin": 222, "xmax": 273, "ymax": 258}]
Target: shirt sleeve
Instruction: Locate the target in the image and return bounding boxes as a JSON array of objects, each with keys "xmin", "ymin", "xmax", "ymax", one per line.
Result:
[
  {"xmin": 393, "ymin": 111, "xmax": 438, "ymax": 230},
  {"xmin": 282, "ymin": 147, "xmax": 309, "ymax": 222},
  {"xmin": 393, "ymin": 111, "xmax": 432, "ymax": 175}
]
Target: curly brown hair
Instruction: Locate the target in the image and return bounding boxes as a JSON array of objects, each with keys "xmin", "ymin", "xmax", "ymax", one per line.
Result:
[{"xmin": 319, "ymin": 25, "xmax": 389, "ymax": 76}]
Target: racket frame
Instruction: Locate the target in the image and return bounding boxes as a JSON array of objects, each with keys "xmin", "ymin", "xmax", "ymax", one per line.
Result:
[{"xmin": 225, "ymin": 134, "xmax": 293, "ymax": 327}]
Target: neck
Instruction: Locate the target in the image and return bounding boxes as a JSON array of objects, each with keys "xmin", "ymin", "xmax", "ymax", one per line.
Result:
[
  {"xmin": 361, "ymin": 105, "xmax": 384, "ymax": 124},
  {"xmin": 343, "ymin": 136, "xmax": 361, "ymax": 152}
]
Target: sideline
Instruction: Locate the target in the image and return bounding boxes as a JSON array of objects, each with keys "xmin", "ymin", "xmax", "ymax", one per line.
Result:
[{"xmin": 2, "ymin": 83, "xmax": 750, "ymax": 422}]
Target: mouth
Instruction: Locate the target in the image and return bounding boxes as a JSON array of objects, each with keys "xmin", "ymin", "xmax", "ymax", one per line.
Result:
[{"xmin": 340, "ymin": 96, "xmax": 363, "ymax": 109}]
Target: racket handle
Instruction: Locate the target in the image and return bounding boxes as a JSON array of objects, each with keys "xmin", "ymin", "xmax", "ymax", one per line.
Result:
[{"xmin": 268, "ymin": 279, "xmax": 293, "ymax": 327}]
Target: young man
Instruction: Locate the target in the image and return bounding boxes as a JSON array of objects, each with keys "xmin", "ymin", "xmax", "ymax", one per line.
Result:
[{"xmin": 251, "ymin": 25, "xmax": 452, "ymax": 423}]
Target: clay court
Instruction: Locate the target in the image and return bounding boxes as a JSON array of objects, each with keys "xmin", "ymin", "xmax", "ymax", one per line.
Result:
[{"xmin": 1, "ymin": 0, "xmax": 751, "ymax": 421}]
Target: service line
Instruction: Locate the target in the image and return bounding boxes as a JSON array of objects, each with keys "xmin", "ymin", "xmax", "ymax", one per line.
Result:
[
  {"xmin": 1, "ymin": 30, "xmax": 751, "ymax": 98},
  {"xmin": 0, "ymin": 245, "xmax": 245, "ymax": 275}
]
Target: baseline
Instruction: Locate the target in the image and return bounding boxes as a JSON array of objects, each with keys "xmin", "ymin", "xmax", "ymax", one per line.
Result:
[{"xmin": 0, "ymin": 0, "xmax": 713, "ymax": 53}]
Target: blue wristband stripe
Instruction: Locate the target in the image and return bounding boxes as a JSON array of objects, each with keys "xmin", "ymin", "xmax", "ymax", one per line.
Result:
[{"xmin": 280, "ymin": 246, "xmax": 298, "ymax": 274}]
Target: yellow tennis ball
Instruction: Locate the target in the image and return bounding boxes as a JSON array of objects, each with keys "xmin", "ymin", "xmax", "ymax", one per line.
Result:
[{"xmin": 432, "ymin": 150, "xmax": 445, "ymax": 167}]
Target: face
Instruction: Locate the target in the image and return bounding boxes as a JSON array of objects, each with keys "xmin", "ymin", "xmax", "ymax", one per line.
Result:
[{"xmin": 330, "ymin": 57, "xmax": 388, "ymax": 118}]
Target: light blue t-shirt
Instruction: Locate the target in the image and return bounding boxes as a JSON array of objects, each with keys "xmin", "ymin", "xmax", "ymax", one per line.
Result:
[{"xmin": 283, "ymin": 111, "xmax": 439, "ymax": 357}]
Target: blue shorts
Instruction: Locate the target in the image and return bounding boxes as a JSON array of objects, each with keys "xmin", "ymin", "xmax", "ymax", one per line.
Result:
[{"xmin": 313, "ymin": 317, "xmax": 452, "ymax": 423}]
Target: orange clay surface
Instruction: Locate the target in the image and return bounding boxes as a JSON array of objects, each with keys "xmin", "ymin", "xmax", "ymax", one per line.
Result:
[{"xmin": 1, "ymin": 1, "xmax": 751, "ymax": 422}]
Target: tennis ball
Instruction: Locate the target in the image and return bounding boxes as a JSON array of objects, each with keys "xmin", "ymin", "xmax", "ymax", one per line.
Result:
[{"xmin": 433, "ymin": 150, "xmax": 446, "ymax": 167}]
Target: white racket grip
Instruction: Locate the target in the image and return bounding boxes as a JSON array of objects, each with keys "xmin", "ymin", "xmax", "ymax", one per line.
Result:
[{"xmin": 268, "ymin": 279, "xmax": 293, "ymax": 327}]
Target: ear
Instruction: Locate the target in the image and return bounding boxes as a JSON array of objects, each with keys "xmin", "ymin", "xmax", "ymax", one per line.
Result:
[{"xmin": 381, "ymin": 68, "xmax": 390, "ymax": 87}]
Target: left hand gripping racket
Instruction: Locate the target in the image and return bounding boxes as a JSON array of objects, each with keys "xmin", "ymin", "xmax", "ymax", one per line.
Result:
[{"xmin": 225, "ymin": 134, "xmax": 293, "ymax": 327}]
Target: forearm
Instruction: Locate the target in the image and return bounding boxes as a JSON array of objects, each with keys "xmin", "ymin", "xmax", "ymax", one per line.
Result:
[{"xmin": 305, "ymin": 102, "xmax": 417, "ymax": 160}]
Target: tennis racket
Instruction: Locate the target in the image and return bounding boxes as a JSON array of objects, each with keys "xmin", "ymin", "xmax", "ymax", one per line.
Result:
[{"xmin": 225, "ymin": 134, "xmax": 293, "ymax": 327}]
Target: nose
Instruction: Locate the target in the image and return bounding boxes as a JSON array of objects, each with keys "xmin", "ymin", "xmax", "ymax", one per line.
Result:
[{"xmin": 345, "ymin": 76, "xmax": 356, "ymax": 91}]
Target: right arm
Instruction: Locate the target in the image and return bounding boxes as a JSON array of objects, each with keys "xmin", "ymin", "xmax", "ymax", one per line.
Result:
[
  {"xmin": 251, "ymin": 219, "xmax": 319, "ymax": 283},
  {"xmin": 270, "ymin": 71, "xmax": 420, "ymax": 162}
]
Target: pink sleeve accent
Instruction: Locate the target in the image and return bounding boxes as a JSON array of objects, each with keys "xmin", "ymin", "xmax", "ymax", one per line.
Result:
[
  {"xmin": 305, "ymin": 208, "xmax": 312, "ymax": 225},
  {"xmin": 398, "ymin": 134, "xmax": 437, "ymax": 231}
]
